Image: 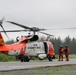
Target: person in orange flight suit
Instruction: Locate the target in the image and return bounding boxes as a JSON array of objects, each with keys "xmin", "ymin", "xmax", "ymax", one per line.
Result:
[
  {"xmin": 64, "ymin": 45, "xmax": 70, "ymax": 61},
  {"xmin": 58, "ymin": 45, "xmax": 64, "ymax": 61}
]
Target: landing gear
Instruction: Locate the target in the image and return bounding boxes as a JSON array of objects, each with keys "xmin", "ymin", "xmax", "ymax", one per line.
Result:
[
  {"xmin": 16, "ymin": 56, "xmax": 30, "ymax": 62},
  {"xmin": 20, "ymin": 56, "xmax": 30, "ymax": 62},
  {"xmin": 21, "ymin": 58, "xmax": 24, "ymax": 62},
  {"xmin": 48, "ymin": 55, "xmax": 52, "ymax": 61},
  {"xmin": 24, "ymin": 56, "xmax": 30, "ymax": 62},
  {"xmin": 52, "ymin": 55, "xmax": 55, "ymax": 59}
]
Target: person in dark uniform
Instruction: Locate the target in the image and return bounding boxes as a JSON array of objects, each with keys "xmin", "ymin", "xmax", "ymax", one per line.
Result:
[
  {"xmin": 64, "ymin": 45, "xmax": 70, "ymax": 61},
  {"xmin": 58, "ymin": 45, "xmax": 64, "ymax": 61}
]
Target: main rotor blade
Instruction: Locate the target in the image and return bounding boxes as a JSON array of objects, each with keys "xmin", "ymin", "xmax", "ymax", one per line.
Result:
[
  {"xmin": 61, "ymin": 27, "xmax": 76, "ymax": 29},
  {"xmin": 40, "ymin": 31, "xmax": 54, "ymax": 36},
  {"xmin": 6, "ymin": 21, "xmax": 48, "ymax": 32},
  {"xmin": 7, "ymin": 21, "xmax": 32, "ymax": 30},
  {"xmin": 1, "ymin": 16, "xmax": 5, "ymax": 22},
  {"xmin": 0, "ymin": 30, "xmax": 28, "ymax": 32},
  {"xmin": 48, "ymin": 27, "xmax": 76, "ymax": 30},
  {"xmin": 0, "ymin": 17, "xmax": 9, "ymax": 39},
  {"xmin": 0, "ymin": 25, "xmax": 9, "ymax": 39}
]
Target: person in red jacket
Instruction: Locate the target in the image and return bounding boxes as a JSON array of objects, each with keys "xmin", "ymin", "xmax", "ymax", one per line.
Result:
[
  {"xmin": 58, "ymin": 45, "xmax": 64, "ymax": 61},
  {"xmin": 64, "ymin": 45, "xmax": 70, "ymax": 61}
]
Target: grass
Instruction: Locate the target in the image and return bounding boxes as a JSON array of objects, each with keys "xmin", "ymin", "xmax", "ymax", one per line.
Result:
[
  {"xmin": 32, "ymin": 65, "xmax": 76, "ymax": 75},
  {"xmin": 0, "ymin": 54, "xmax": 76, "ymax": 62},
  {"xmin": 0, "ymin": 54, "xmax": 16, "ymax": 62},
  {"xmin": 69, "ymin": 54, "xmax": 76, "ymax": 58}
]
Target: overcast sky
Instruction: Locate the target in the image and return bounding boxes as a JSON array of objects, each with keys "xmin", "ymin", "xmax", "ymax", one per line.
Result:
[{"xmin": 0, "ymin": 0, "xmax": 76, "ymax": 41}]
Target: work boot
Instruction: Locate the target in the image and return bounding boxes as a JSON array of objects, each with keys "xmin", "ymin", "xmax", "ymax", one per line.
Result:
[{"xmin": 66, "ymin": 59, "xmax": 69, "ymax": 61}]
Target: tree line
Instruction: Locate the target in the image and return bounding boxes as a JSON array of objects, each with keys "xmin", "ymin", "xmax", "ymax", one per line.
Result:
[{"xmin": 50, "ymin": 36, "xmax": 76, "ymax": 54}]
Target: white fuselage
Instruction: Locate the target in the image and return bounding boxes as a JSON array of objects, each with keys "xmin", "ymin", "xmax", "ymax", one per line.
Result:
[
  {"xmin": 25, "ymin": 41, "xmax": 45, "ymax": 56},
  {"xmin": 8, "ymin": 41, "xmax": 46, "ymax": 56}
]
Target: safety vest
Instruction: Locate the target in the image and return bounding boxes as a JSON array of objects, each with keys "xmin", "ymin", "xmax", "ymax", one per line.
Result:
[
  {"xmin": 59, "ymin": 48, "xmax": 64, "ymax": 53},
  {"xmin": 64, "ymin": 48, "xmax": 70, "ymax": 53}
]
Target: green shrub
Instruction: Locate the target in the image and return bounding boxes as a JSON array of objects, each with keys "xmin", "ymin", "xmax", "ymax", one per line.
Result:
[{"xmin": 0, "ymin": 54, "xmax": 16, "ymax": 62}]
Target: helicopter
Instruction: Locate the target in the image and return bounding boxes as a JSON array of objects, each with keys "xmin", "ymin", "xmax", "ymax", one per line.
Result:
[{"xmin": 0, "ymin": 18, "xmax": 55, "ymax": 62}]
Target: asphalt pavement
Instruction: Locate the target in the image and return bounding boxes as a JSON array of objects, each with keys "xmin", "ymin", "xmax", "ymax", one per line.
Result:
[{"xmin": 0, "ymin": 59, "xmax": 76, "ymax": 71}]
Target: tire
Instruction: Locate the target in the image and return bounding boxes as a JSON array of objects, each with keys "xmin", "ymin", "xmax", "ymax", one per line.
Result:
[
  {"xmin": 52, "ymin": 55, "xmax": 55, "ymax": 59},
  {"xmin": 21, "ymin": 58, "xmax": 24, "ymax": 62},
  {"xmin": 48, "ymin": 56, "xmax": 52, "ymax": 61},
  {"xmin": 24, "ymin": 56, "xmax": 30, "ymax": 62}
]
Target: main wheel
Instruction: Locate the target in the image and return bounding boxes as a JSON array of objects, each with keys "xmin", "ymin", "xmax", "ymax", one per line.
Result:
[
  {"xmin": 21, "ymin": 58, "xmax": 24, "ymax": 62},
  {"xmin": 24, "ymin": 56, "xmax": 30, "ymax": 62},
  {"xmin": 48, "ymin": 56, "xmax": 52, "ymax": 61}
]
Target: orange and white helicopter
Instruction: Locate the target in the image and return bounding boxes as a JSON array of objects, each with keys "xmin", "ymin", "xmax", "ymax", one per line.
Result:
[{"xmin": 0, "ymin": 18, "xmax": 55, "ymax": 62}]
